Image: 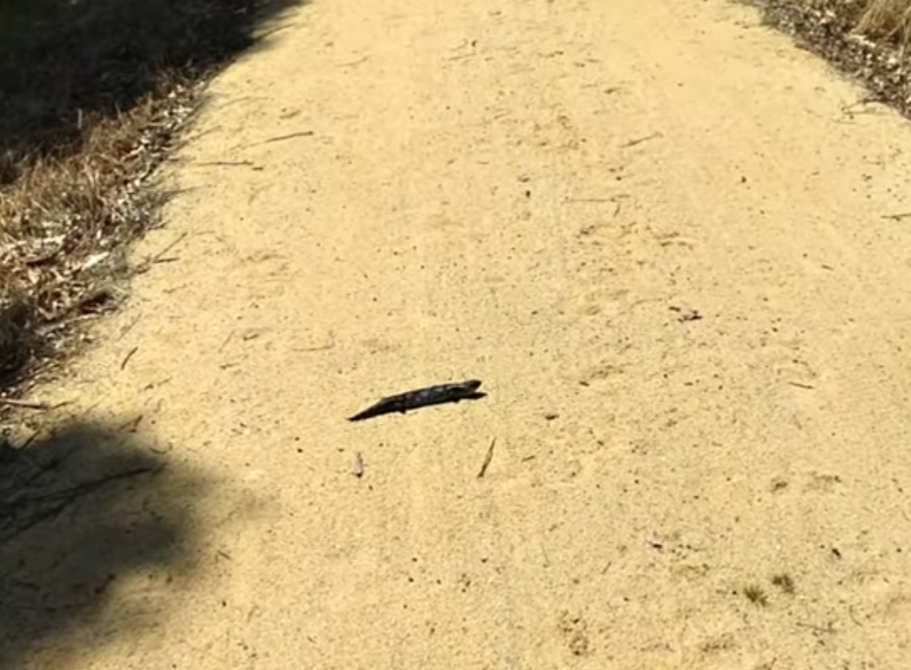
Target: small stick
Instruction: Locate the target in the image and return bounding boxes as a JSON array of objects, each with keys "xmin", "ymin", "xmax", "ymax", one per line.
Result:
[
  {"xmin": 477, "ymin": 438, "xmax": 497, "ymax": 478},
  {"xmin": 136, "ymin": 233, "xmax": 189, "ymax": 275},
  {"xmin": 141, "ymin": 378, "xmax": 171, "ymax": 392},
  {"xmin": 219, "ymin": 330, "xmax": 235, "ymax": 353},
  {"xmin": 338, "ymin": 56, "xmax": 369, "ymax": 67},
  {"xmin": 151, "ymin": 232, "xmax": 188, "ymax": 264},
  {"xmin": 118, "ymin": 414, "xmax": 144, "ymax": 433},
  {"xmin": 0, "ymin": 398, "xmax": 51, "ymax": 410},
  {"xmin": 121, "ymin": 346, "xmax": 139, "ymax": 370},
  {"xmin": 194, "ymin": 160, "xmax": 257, "ymax": 167},
  {"xmin": 882, "ymin": 212, "xmax": 911, "ymax": 221},
  {"xmin": 295, "ymin": 342, "xmax": 335, "ymax": 353},
  {"xmin": 621, "ymin": 132, "xmax": 662, "ymax": 148},
  {"xmin": 787, "ymin": 381, "xmax": 815, "ymax": 390},
  {"xmin": 118, "ymin": 313, "xmax": 142, "ymax": 340},
  {"xmin": 848, "ymin": 605, "xmax": 863, "ymax": 627},
  {"xmin": 18, "ymin": 430, "xmax": 40, "ymax": 450},
  {"xmin": 263, "ymin": 131, "xmax": 315, "ymax": 144},
  {"xmin": 353, "ymin": 452, "xmax": 365, "ymax": 479}
]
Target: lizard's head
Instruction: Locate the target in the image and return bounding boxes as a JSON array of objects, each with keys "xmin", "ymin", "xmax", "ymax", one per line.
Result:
[{"xmin": 464, "ymin": 379, "xmax": 483, "ymax": 391}]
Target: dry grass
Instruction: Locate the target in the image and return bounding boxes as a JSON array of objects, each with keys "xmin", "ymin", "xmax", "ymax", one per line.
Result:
[
  {"xmin": 856, "ymin": 0, "xmax": 911, "ymax": 48},
  {"xmin": 743, "ymin": 584, "xmax": 770, "ymax": 607},
  {"xmin": 0, "ymin": 89, "xmax": 192, "ymax": 376},
  {"xmin": 0, "ymin": 0, "xmax": 299, "ymax": 409},
  {"xmin": 772, "ymin": 0, "xmax": 911, "ymax": 48}
]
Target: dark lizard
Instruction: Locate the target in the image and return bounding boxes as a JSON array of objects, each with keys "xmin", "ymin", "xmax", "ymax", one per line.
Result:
[{"xmin": 347, "ymin": 379, "xmax": 485, "ymax": 422}]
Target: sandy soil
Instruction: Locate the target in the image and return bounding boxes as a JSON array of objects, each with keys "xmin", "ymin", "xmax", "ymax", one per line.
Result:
[{"xmin": 6, "ymin": 0, "xmax": 911, "ymax": 668}]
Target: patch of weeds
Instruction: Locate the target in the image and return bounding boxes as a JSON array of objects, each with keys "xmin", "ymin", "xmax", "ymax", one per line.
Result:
[{"xmin": 744, "ymin": 584, "xmax": 769, "ymax": 607}]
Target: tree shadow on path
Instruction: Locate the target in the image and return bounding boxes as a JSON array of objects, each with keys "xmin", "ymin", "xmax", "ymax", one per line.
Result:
[
  {"xmin": 0, "ymin": 0, "xmax": 305, "ymax": 181},
  {"xmin": 0, "ymin": 420, "xmax": 210, "ymax": 669}
]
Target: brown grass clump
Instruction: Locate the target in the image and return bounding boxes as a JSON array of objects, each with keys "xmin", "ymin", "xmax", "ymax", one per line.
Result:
[
  {"xmin": 0, "ymin": 0, "xmax": 300, "ymax": 406},
  {"xmin": 0, "ymin": 90, "xmax": 193, "ymax": 384},
  {"xmin": 743, "ymin": 584, "xmax": 770, "ymax": 607},
  {"xmin": 763, "ymin": 0, "xmax": 911, "ymax": 51}
]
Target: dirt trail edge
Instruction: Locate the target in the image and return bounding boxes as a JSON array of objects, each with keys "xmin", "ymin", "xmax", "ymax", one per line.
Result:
[{"xmin": 11, "ymin": 0, "xmax": 911, "ymax": 667}]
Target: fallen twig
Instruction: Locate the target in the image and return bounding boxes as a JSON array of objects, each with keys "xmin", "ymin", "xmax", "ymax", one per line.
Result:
[
  {"xmin": 338, "ymin": 56, "xmax": 369, "ymax": 68},
  {"xmin": 219, "ymin": 330, "xmax": 235, "ymax": 352},
  {"xmin": 353, "ymin": 452, "xmax": 364, "ymax": 479},
  {"xmin": 621, "ymin": 132, "xmax": 662, "ymax": 148},
  {"xmin": 118, "ymin": 414, "xmax": 144, "ymax": 433},
  {"xmin": 151, "ymin": 232, "xmax": 188, "ymax": 263},
  {"xmin": 141, "ymin": 377, "xmax": 171, "ymax": 392},
  {"xmin": 194, "ymin": 160, "xmax": 257, "ymax": 167},
  {"xmin": 120, "ymin": 346, "xmax": 139, "ymax": 370},
  {"xmin": 477, "ymin": 438, "xmax": 497, "ymax": 478},
  {"xmin": 787, "ymin": 381, "xmax": 815, "ymax": 390},
  {"xmin": 136, "ymin": 232, "xmax": 189, "ymax": 275},
  {"xmin": 0, "ymin": 398, "xmax": 51, "ymax": 410},
  {"xmin": 263, "ymin": 131, "xmax": 315, "ymax": 144},
  {"xmin": 117, "ymin": 313, "xmax": 143, "ymax": 341}
]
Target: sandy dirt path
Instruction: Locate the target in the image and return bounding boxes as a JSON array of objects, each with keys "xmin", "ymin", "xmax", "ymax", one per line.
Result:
[{"xmin": 7, "ymin": 0, "xmax": 911, "ymax": 668}]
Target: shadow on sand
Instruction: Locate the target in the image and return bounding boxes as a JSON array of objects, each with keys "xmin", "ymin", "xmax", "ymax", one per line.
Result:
[
  {"xmin": 0, "ymin": 419, "xmax": 210, "ymax": 668},
  {"xmin": 0, "ymin": 0, "xmax": 305, "ymax": 179}
]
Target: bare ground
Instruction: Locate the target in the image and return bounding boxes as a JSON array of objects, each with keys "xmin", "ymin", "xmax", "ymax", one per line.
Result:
[{"xmin": 6, "ymin": 0, "xmax": 911, "ymax": 668}]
